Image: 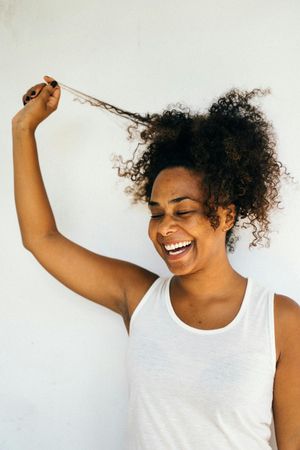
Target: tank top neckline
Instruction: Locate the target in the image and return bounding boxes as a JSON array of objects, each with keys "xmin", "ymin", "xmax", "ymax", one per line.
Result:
[{"xmin": 165, "ymin": 276, "xmax": 252, "ymax": 335}]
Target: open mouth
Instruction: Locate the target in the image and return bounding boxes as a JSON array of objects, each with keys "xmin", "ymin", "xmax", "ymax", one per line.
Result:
[{"xmin": 163, "ymin": 241, "xmax": 193, "ymax": 259}]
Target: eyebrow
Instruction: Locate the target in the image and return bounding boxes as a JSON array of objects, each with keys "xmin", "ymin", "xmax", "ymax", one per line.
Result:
[{"xmin": 148, "ymin": 196, "xmax": 199, "ymax": 206}]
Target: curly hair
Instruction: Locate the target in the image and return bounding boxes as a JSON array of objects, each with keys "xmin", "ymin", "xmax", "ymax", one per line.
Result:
[{"xmin": 108, "ymin": 88, "xmax": 289, "ymax": 251}]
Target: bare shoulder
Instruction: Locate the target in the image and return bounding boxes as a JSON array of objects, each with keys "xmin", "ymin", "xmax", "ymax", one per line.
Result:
[
  {"xmin": 274, "ymin": 293, "xmax": 300, "ymax": 359},
  {"xmin": 121, "ymin": 264, "xmax": 159, "ymax": 332},
  {"xmin": 274, "ymin": 293, "xmax": 300, "ymax": 320},
  {"xmin": 272, "ymin": 293, "xmax": 300, "ymax": 446},
  {"xmin": 125, "ymin": 264, "xmax": 159, "ymax": 312}
]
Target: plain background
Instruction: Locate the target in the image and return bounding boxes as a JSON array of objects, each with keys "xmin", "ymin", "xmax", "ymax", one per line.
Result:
[{"xmin": 1, "ymin": 0, "xmax": 300, "ymax": 449}]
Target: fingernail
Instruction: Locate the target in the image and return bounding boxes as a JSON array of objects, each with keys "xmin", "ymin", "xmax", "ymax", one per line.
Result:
[{"xmin": 51, "ymin": 80, "xmax": 58, "ymax": 88}]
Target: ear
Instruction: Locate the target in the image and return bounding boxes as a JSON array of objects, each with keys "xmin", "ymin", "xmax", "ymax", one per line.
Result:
[{"xmin": 220, "ymin": 204, "xmax": 236, "ymax": 232}]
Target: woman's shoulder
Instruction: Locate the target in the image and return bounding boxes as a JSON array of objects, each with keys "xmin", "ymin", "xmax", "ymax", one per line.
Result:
[
  {"xmin": 123, "ymin": 267, "xmax": 160, "ymax": 326},
  {"xmin": 274, "ymin": 293, "xmax": 300, "ymax": 360},
  {"xmin": 274, "ymin": 293, "xmax": 300, "ymax": 313},
  {"xmin": 274, "ymin": 293, "xmax": 300, "ymax": 326}
]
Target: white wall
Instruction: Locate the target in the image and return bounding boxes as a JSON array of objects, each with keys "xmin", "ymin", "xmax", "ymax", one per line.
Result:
[{"xmin": 1, "ymin": 0, "xmax": 299, "ymax": 448}]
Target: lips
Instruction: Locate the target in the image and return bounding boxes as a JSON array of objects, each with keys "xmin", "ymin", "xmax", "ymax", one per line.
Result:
[
  {"xmin": 162, "ymin": 241, "xmax": 193, "ymax": 261},
  {"xmin": 164, "ymin": 240, "xmax": 192, "ymax": 252}
]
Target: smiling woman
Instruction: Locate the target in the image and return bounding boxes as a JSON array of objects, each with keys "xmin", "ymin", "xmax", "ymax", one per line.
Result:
[
  {"xmin": 147, "ymin": 167, "xmax": 232, "ymax": 276},
  {"xmin": 12, "ymin": 78, "xmax": 300, "ymax": 450},
  {"xmin": 113, "ymin": 88, "xmax": 287, "ymax": 252}
]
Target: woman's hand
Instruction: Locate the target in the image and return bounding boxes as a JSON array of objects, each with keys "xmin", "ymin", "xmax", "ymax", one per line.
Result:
[{"xmin": 12, "ymin": 75, "xmax": 61, "ymax": 132}]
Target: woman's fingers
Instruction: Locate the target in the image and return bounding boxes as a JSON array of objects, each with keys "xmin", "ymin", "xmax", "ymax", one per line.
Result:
[
  {"xmin": 43, "ymin": 76, "xmax": 58, "ymax": 88},
  {"xmin": 43, "ymin": 75, "xmax": 56, "ymax": 84},
  {"xmin": 39, "ymin": 80, "xmax": 61, "ymax": 110},
  {"xmin": 22, "ymin": 76, "xmax": 59, "ymax": 106},
  {"xmin": 16, "ymin": 76, "xmax": 61, "ymax": 130},
  {"xmin": 22, "ymin": 83, "xmax": 47, "ymax": 105}
]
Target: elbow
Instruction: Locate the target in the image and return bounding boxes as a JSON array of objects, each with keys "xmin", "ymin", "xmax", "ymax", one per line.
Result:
[
  {"xmin": 22, "ymin": 238, "xmax": 34, "ymax": 252},
  {"xmin": 22, "ymin": 230, "xmax": 60, "ymax": 252}
]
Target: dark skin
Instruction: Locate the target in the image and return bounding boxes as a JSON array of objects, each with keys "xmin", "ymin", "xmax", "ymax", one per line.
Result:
[
  {"xmin": 147, "ymin": 166, "xmax": 300, "ymax": 449},
  {"xmin": 13, "ymin": 76, "xmax": 300, "ymax": 449},
  {"xmin": 22, "ymin": 82, "xmax": 46, "ymax": 105},
  {"xmin": 147, "ymin": 166, "xmax": 245, "ymax": 319}
]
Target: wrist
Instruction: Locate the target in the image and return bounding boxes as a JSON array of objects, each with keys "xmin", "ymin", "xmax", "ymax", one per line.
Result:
[{"xmin": 12, "ymin": 120, "xmax": 37, "ymax": 135}]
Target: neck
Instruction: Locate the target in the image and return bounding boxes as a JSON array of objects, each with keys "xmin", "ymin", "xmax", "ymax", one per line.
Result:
[{"xmin": 172, "ymin": 254, "xmax": 245, "ymax": 303}]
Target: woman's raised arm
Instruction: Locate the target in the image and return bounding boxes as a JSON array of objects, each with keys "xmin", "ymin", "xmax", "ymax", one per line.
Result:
[{"xmin": 11, "ymin": 76, "xmax": 158, "ymax": 331}]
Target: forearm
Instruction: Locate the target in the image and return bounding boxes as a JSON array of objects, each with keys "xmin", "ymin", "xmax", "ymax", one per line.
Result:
[{"xmin": 12, "ymin": 123, "xmax": 58, "ymax": 248}]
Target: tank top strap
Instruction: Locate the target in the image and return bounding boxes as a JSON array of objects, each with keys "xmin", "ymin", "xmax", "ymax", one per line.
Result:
[{"xmin": 129, "ymin": 276, "xmax": 169, "ymax": 333}]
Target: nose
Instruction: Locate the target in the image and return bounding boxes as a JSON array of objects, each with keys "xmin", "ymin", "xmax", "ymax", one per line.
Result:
[{"xmin": 157, "ymin": 214, "xmax": 178, "ymax": 236}]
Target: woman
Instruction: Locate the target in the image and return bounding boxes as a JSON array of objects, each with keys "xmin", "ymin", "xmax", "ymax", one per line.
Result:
[{"xmin": 12, "ymin": 76, "xmax": 300, "ymax": 449}]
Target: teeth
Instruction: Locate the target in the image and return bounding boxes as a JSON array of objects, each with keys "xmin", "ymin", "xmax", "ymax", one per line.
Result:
[{"xmin": 164, "ymin": 241, "xmax": 192, "ymax": 251}]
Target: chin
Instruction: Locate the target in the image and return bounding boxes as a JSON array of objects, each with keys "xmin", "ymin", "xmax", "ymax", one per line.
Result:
[
  {"xmin": 165, "ymin": 262, "xmax": 196, "ymax": 276},
  {"xmin": 155, "ymin": 245, "xmax": 200, "ymax": 276}
]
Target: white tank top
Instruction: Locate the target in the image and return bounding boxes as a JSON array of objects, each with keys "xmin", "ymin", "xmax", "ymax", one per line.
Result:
[{"xmin": 125, "ymin": 276, "xmax": 276, "ymax": 449}]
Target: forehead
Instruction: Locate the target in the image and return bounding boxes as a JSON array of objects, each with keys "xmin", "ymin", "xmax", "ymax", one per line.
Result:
[{"xmin": 150, "ymin": 167, "xmax": 203, "ymax": 200}]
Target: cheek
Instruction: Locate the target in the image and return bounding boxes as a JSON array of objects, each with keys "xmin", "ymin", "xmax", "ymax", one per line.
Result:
[
  {"xmin": 188, "ymin": 216, "xmax": 209, "ymax": 237},
  {"xmin": 191, "ymin": 218, "xmax": 219, "ymax": 246},
  {"xmin": 148, "ymin": 222, "xmax": 163, "ymax": 253},
  {"xmin": 198, "ymin": 226, "xmax": 225, "ymax": 251},
  {"xmin": 148, "ymin": 221, "xmax": 155, "ymax": 242}
]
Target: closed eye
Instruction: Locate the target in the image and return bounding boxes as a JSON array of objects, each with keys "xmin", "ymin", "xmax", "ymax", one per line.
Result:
[
  {"xmin": 150, "ymin": 214, "xmax": 163, "ymax": 219},
  {"xmin": 176, "ymin": 211, "xmax": 194, "ymax": 215},
  {"xmin": 150, "ymin": 211, "xmax": 195, "ymax": 219}
]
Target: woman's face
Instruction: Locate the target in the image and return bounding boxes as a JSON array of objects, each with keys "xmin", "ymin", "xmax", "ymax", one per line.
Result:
[{"xmin": 148, "ymin": 167, "xmax": 231, "ymax": 276}]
